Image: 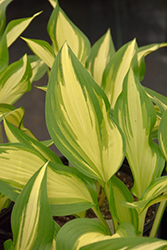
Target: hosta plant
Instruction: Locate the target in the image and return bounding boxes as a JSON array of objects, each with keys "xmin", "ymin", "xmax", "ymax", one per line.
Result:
[
  {"xmin": 1, "ymin": 0, "xmax": 167, "ymax": 249},
  {"xmin": 0, "ymin": 0, "xmax": 47, "ymax": 213}
]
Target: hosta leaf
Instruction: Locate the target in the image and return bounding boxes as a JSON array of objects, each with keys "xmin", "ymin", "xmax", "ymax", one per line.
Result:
[
  {"xmin": 3, "ymin": 118, "xmax": 61, "ymax": 163},
  {"xmin": 48, "ymin": 161, "xmax": 98, "ymax": 216},
  {"xmin": 56, "ymin": 219, "xmax": 136, "ymax": 250},
  {"xmin": 0, "ymin": 0, "xmax": 13, "ymax": 36},
  {"xmin": 21, "ymin": 37, "xmax": 55, "ymax": 68},
  {"xmin": 145, "ymin": 87, "xmax": 167, "ymax": 115},
  {"xmin": 11, "ymin": 162, "xmax": 54, "ymax": 250},
  {"xmin": 0, "ymin": 53, "xmax": 32, "ymax": 104},
  {"xmin": 5, "ymin": 12, "xmax": 41, "ymax": 48},
  {"xmin": 114, "ymin": 68, "xmax": 165, "ymax": 198},
  {"xmin": 28, "ymin": 55, "xmax": 48, "ymax": 82},
  {"xmin": 0, "ymin": 143, "xmax": 46, "ymax": 201},
  {"xmin": 0, "ymin": 143, "xmax": 97, "ymax": 216},
  {"xmin": 158, "ymin": 109, "xmax": 167, "ymax": 160},
  {"xmin": 3, "ymin": 107, "xmax": 36, "ymax": 140},
  {"xmin": 105, "ymin": 176, "xmax": 138, "ymax": 230},
  {"xmin": 80, "ymin": 236, "xmax": 167, "ymax": 250},
  {"xmin": 137, "ymin": 43, "xmax": 167, "ymax": 82},
  {"xmin": 102, "ymin": 39, "xmax": 137, "ymax": 108},
  {"xmin": 47, "ymin": 1, "xmax": 90, "ymax": 64},
  {"xmin": 121, "ymin": 176, "xmax": 167, "ymax": 212},
  {"xmin": 0, "ymin": 29, "xmax": 8, "ymax": 71},
  {"xmin": 86, "ymin": 29, "xmax": 115, "ymax": 87},
  {"xmin": 0, "ymin": 103, "xmax": 15, "ymax": 121},
  {"xmin": 46, "ymin": 43, "xmax": 125, "ymax": 183},
  {"xmin": 48, "ymin": 0, "xmax": 57, "ymax": 8}
]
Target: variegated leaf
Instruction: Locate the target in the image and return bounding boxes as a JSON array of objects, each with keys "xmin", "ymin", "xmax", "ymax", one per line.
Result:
[
  {"xmin": 104, "ymin": 176, "xmax": 138, "ymax": 231},
  {"xmin": 102, "ymin": 39, "xmax": 137, "ymax": 108},
  {"xmin": 48, "ymin": 0, "xmax": 57, "ymax": 8},
  {"xmin": 0, "ymin": 54, "xmax": 32, "ymax": 104},
  {"xmin": 28, "ymin": 55, "xmax": 48, "ymax": 82},
  {"xmin": 137, "ymin": 43, "xmax": 167, "ymax": 82},
  {"xmin": 145, "ymin": 87, "xmax": 167, "ymax": 114},
  {"xmin": 47, "ymin": 1, "xmax": 90, "ymax": 64},
  {"xmin": 56, "ymin": 219, "xmax": 136, "ymax": 250},
  {"xmin": 158, "ymin": 109, "xmax": 167, "ymax": 160},
  {"xmin": 86, "ymin": 29, "xmax": 115, "ymax": 87},
  {"xmin": 3, "ymin": 107, "xmax": 36, "ymax": 140},
  {"xmin": 11, "ymin": 162, "xmax": 54, "ymax": 250},
  {"xmin": 114, "ymin": 68, "xmax": 165, "ymax": 198},
  {"xmin": 80, "ymin": 236, "xmax": 167, "ymax": 250},
  {"xmin": 46, "ymin": 43, "xmax": 125, "ymax": 183},
  {"xmin": 3, "ymin": 118, "xmax": 61, "ymax": 163},
  {"xmin": 21, "ymin": 37, "xmax": 55, "ymax": 68},
  {"xmin": 0, "ymin": 0, "xmax": 13, "ymax": 36},
  {"xmin": 120, "ymin": 176, "xmax": 167, "ymax": 212},
  {"xmin": 0, "ymin": 144, "xmax": 97, "ymax": 216},
  {"xmin": 5, "ymin": 12, "xmax": 41, "ymax": 48}
]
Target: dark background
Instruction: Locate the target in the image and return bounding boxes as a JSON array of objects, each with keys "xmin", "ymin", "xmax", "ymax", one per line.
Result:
[{"xmin": 4, "ymin": 0, "xmax": 167, "ymax": 155}]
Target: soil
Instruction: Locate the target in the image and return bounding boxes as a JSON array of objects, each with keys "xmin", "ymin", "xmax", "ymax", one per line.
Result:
[{"xmin": 53, "ymin": 167, "xmax": 156, "ymax": 229}]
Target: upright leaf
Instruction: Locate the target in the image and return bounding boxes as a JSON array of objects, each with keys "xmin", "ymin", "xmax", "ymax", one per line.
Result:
[
  {"xmin": 47, "ymin": 1, "xmax": 90, "ymax": 64},
  {"xmin": 102, "ymin": 39, "xmax": 137, "ymax": 108},
  {"xmin": 105, "ymin": 176, "xmax": 138, "ymax": 231},
  {"xmin": 114, "ymin": 68, "xmax": 165, "ymax": 198},
  {"xmin": 5, "ymin": 12, "xmax": 41, "ymax": 48},
  {"xmin": 0, "ymin": 54, "xmax": 32, "ymax": 104},
  {"xmin": 0, "ymin": 0, "xmax": 13, "ymax": 36},
  {"xmin": 46, "ymin": 43, "xmax": 125, "ymax": 183},
  {"xmin": 158, "ymin": 109, "xmax": 167, "ymax": 160},
  {"xmin": 21, "ymin": 37, "xmax": 55, "ymax": 68},
  {"xmin": 86, "ymin": 29, "xmax": 115, "ymax": 87},
  {"xmin": 0, "ymin": 30, "xmax": 8, "ymax": 71},
  {"xmin": 11, "ymin": 162, "xmax": 54, "ymax": 250}
]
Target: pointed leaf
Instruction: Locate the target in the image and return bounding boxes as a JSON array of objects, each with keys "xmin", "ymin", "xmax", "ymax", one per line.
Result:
[
  {"xmin": 105, "ymin": 176, "xmax": 138, "ymax": 230},
  {"xmin": 102, "ymin": 39, "xmax": 137, "ymax": 108},
  {"xmin": 145, "ymin": 87, "xmax": 167, "ymax": 114},
  {"xmin": 3, "ymin": 118, "xmax": 62, "ymax": 163},
  {"xmin": 137, "ymin": 43, "xmax": 167, "ymax": 82},
  {"xmin": 21, "ymin": 37, "xmax": 55, "ymax": 68},
  {"xmin": 11, "ymin": 162, "xmax": 54, "ymax": 250},
  {"xmin": 86, "ymin": 29, "xmax": 115, "ymax": 86},
  {"xmin": 5, "ymin": 12, "xmax": 42, "ymax": 48},
  {"xmin": 46, "ymin": 43, "xmax": 125, "ymax": 183},
  {"xmin": 0, "ymin": 54, "xmax": 32, "ymax": 104},
  {"xmin": 0, "ymin": 0, "xmax": 13, "ymax": 36},
  {"xmin": 47, "ymin": 1, "xmax": 90, "ymax": 64},
  {"xmin": 114, "ymin": 68, "xmax": 165, "ymax": 198}
]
